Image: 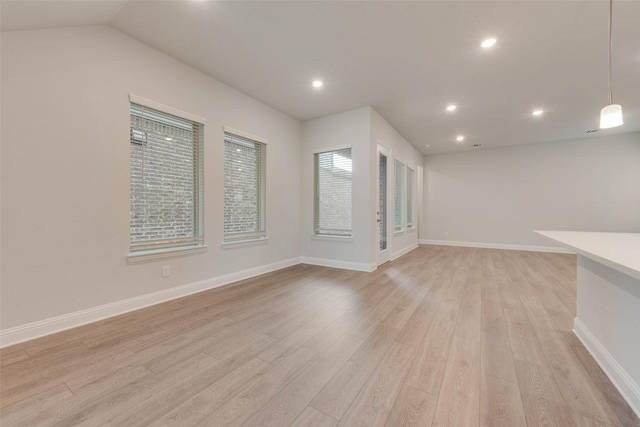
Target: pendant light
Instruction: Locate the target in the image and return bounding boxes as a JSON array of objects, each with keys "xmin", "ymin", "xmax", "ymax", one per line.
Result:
[{"xmin": 600, "ymin": 0, "xmax": 623, "ymax": 128}]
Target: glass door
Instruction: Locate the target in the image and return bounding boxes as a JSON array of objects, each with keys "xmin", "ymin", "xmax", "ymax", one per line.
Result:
[{"xmin": 377, "ymin": 144, "xmax": 391, "ymax": 265}]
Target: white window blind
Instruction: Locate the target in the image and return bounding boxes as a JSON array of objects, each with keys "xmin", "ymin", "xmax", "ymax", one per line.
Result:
[
  {"xmin": 407, "ymin": 167, "xmax": 415, "ymax": 229},
  {"xmin": 224, "ymin": 132, "xmax": 266, "ymax": 241},
  {"xmin": 314, "ymin": 148, "xmax": 352, "ymax": 236},
  {"xmin": 130, "ymin": 103, "xmax": 204, "ymax": 251},
  {"xmin": 394, "ymin": 159, "xmax": 404, "ymax": 231}
]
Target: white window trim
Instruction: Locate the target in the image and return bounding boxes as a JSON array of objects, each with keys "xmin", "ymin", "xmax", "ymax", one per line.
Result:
[
  {"xmin": 407, "ymin": 166, "xmax": 415, "ymax": 229},
  {"xmin": 221, "ymin": 237, "xmax": 269, "ymax": 248},
  {"xmin": 223, "ymin": 126, "xmax": 268, "ymax": 144},
  {"xmin": 128, "ymin": 97, "xmax": 205, "ymax": 256},
  {"xmin": 393, "ymin": 158, "xmax": 405, "ymax": 233},
  {"xmin": 223, "ymin": 129, "xmax": 267, "ymax": 243},
  {"xmin": 314, "ymin": 146, "xmax": 353, "ymax": 238},
  {"xmin": 311, "ymin": 234, "xmax": 354, "ymax": 242},
  {"xmin": 312, "ymin": 144, "xmax": 351, "ymax": 154},
  {"xmin": 127, "ymin": 244, "xmax": 208, "ymax": 263},
  {"xmin": 129, "ymin": 94, "xmax": 206, "ymax": 125}
]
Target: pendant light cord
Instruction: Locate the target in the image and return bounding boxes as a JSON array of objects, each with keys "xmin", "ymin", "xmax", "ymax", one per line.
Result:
[{"xmin": 608, "ymin": 0, "xmax": 613, "ymax": 105}]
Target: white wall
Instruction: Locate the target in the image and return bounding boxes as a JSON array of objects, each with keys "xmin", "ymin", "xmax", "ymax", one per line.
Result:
[
  {"xmin": 371, "ymin": 109, "xmax": 423, "ymax": 260},
  {"xmin": 423, "ymin": 132, "xmax": 640, "ymax": 249},
  {"xmin": 1, "ymin": 26, "xmax": 302, "ymax": 331},
  {"xmin": 300, "ymin": 107, "xmax": 374, "ymax": 271}
]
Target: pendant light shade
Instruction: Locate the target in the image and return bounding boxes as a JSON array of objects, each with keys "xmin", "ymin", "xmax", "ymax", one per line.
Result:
[
  {"xmin": 600, "ymin": 0, "xmax": 623, "ymax": 129},
  {"xmin": 600, "ymin": 104, "xmax": 623, "ymax": 129}
]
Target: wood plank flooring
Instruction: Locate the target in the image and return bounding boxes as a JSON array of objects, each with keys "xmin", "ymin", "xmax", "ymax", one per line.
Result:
[{"xmin": 1, "ymin": 245, "xmax": 639, "ymax": 426}]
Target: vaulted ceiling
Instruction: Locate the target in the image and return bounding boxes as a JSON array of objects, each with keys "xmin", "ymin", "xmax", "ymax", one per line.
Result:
[{"xmin": 2, "ymin": 0, "xmax": 639, "ymax": 154}]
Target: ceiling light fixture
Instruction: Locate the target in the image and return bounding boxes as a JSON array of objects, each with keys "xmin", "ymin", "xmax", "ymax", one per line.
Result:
[
  {"xmin": 456, "ymin": 136, "xmax": 464, "ymax": 142},
  {"xmin": 600, "ymin": 0, "xmax": 623, "ymax": 128},
  {"xmin": 532, "ymin": 109, "xmax": 544, "ymax": 116},
  {"xmin": 481, "ymin": 38, "xmax": 496, "ymax": 48},
  {"xmin": 446, "ymin": 105, "xmax": 457, "ymax": 112},
  {"xmin": 312, "ymin": 80, "xmax": 323, "ymax": 88}
]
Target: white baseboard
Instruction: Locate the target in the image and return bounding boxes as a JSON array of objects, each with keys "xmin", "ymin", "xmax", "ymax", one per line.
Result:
[
  {"xmin": 419, "ymin": 239, "xmax": 573, "ymax": 254},
  {"xmin": 391, "ymin": 243, "xmax": 419, "ymax": 261},
  {"xmin": 300, "ymin": 256, "xmax": 376, "ymax": 272},
  {"xmin": 574, "ymin": 318, "xmax": 640, "ymax": 418},
  {"xmin": 0, "ymin": 257, "xmax": 301, "ymax": 348}
]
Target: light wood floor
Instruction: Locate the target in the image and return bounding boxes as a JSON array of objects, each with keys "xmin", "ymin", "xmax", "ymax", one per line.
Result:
[{"xmin": 1, "ymin": 245, "xmax": 639, "ymax": 426}]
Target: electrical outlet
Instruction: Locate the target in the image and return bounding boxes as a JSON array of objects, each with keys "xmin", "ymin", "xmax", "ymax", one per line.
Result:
[{"xmin": 162, "ymin": 265, "xmax": 170, "ymax": 277}]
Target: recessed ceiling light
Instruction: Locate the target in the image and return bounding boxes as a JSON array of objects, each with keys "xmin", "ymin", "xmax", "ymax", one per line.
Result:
[
  {"xmin": 425, "ymin": 144, "xmax": 430, "ymax": 148},
  {"xmin": 446, "ymin": 105, "xmax": 457, "ymax": 112},
  {"xmin": 532, "ymin": 109, "xmax": 544, "ymax": 116},
  {"xmin": 456, "ymin": 135, "xmax": 465, "ymax": 142},
  {"xmin": 165, "ymin": 137, "xmax": 172, "ymax": 141},
  {"xmin": 236, "ymin": 148, "xmax": 241, "ymax": 152},
  {"xmin": 481, "ymin": 38, "xmax": 497, "ymax": 48},
  {"xmin": 312, "ymin": 80, "xmax": 323, "ymax": 88}
]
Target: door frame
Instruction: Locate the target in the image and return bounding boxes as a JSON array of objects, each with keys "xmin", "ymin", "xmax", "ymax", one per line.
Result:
[{"xmin": 376, "ymin": 143, "xmax": 392, "ymax": 266}]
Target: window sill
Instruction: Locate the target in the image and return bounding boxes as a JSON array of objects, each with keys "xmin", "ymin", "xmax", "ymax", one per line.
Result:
[
  {"xmin": 394, "ymin": 229, "xmax": 406, "ymax": 235},
  {"xmin": 311, "ymin": 234, "xmax": 353, "ymax": 241},
  {"xmin": 222, "ymin": 237, "xmax": 268, "ymax": 248},
  {"xmin": 127, "ymin": 245, "xmax": 208, "ymax": 263}
]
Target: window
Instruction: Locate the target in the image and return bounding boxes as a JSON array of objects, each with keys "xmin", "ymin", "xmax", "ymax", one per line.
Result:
[
  {"xmin": 314, "ymin": 148, "xmax": 352, "ymax": 236},
  {"xmin": 224, "ymin": 131, "xmax": 266, "ymax": 241},
  {"xmin": 407, "ymin": 167, "xmax": 415, "ymax": 229},
  {"xmin": 130, "ymin": 101, "xmax": 204, "ymax": 252},
  {"xmin": 394, "ymin": 159, "xmax": 404, "ymax": 231}
]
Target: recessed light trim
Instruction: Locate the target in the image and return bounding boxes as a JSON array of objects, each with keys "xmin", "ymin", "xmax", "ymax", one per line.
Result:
[
  {"xmin": 532, "ymin": 109, "xmax": 544, "ymax": 116},
  {"xmin": 481, "ymin": 38, "xmax": 497, "ymax": 48},
  {"xmin": 446, "ymin": 105, "xmax": 457, "ymax": 112},
  {"xmin": 312, "ymin": 80, "xmax": 323, "ymax": 88},
  {"xmin": 456, "ymin": 135, "xmax": 465, "ymax": 142}
]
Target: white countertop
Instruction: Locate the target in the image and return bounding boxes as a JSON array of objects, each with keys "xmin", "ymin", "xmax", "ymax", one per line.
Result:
[{"xmin": 535, "ymin": 231, "xmax": 640, "ymax": 281}]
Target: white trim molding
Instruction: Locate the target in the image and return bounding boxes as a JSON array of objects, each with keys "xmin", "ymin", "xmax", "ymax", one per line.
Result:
[
  {"xmin": 574, "ymin": 318, "xmax": 640, "ymax": 418},
  {"xmin": 127, "ymin": 245, "xmax": 208, "ymax": 263},
  {"xmin": 128, "ymin": 94, "xmax": 206, "ymax": 124},
  {"xmin": 300, "ymin": 256, "xmax": 375, "ymax": 272},
  {"xmin": 0, "ymin": 257, "xmax": 300, "ymax": 348},
  {"xmin": 391, "ymin": 243, "xmax": 419, "ymax": 261},
  {"xmin": 419, "ymin": 239, "xmax": 573, "ymax": 254},
  {"xmin": 223, "ymin": 126, "xmax": 268, "ymax": 144}
]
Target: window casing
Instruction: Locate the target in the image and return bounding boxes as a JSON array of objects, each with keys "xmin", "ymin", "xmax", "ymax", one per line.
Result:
[
  {"xmin": 129, "ymin": 102, "xmax": 204, "ymax": 252},
  {"xmin": 223, "ymin": 132, "xmax": 266, "ymax": 241},
  {"xmin": 394, "ymin": 159, "xmax": 404, "ymax": 232},
  {"xmin": 314, "ymin": 148, "xmax": 352, "ymax": 237},
  {"xmin": 407, "ymin": 167, "xmax": 415, "ymax": 229}
]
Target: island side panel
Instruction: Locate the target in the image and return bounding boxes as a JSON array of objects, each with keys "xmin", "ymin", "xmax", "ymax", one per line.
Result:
[{"xmin": 575, "ymin": 255, "xmax": 640, "ymax": 416}]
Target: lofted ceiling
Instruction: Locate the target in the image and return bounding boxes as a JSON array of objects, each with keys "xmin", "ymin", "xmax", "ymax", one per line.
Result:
[{"xmin": 2, "ymin": 0, "xmax": 639, "ymax": 155}]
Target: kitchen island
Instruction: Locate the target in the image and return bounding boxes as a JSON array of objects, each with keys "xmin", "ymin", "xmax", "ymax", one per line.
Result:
[{"xmin": 536, "ymin": 230, "xmax": 640, "ymax": 417}]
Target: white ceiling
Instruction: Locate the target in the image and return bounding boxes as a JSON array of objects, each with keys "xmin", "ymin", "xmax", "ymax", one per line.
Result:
[{"xmin": 2, "ymin": 0, "xmax": 639, "ymax": 155}]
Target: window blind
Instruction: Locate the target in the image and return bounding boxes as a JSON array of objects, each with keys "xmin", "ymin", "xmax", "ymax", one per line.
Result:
[
  {"xmin": 314, "ymin": 148, "xmax": 352, "ymax": 236},
  {"xmin": 129, "ymin": 103, "xmax": 204, "ymax": 251},
  {"xmin": 224, "ymin": 132, "xmax": 266, "ymax": 241},
  {"xmin": 407, "ymin": 167, "xmax": 414, "ymax": 228},
  {"xmin": 394, "ymin": 159, "xmax": 404, "ymax": 231}
]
